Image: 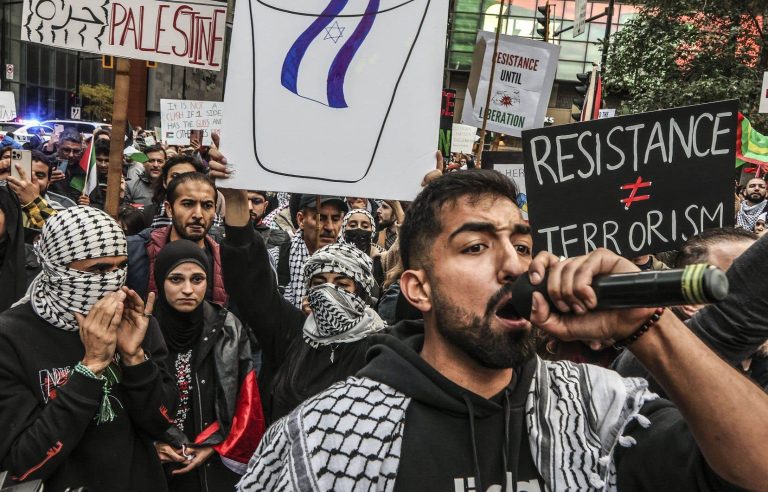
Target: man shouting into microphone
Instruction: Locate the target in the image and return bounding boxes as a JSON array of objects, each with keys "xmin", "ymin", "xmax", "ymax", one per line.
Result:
[{"xmin": 240, "ymin": 170, "xmax": 768, "ymax": 492}]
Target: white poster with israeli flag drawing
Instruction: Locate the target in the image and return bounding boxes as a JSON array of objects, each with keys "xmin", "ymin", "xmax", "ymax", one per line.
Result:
[{"xmin": 221, "ymin": 0, "xmax": 449, "ymax": 200}]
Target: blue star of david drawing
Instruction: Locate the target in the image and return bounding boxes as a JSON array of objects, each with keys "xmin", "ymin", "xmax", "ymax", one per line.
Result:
[{"xmin": 323, "ymin": 21, "xmax": 345, "ymax": 43}]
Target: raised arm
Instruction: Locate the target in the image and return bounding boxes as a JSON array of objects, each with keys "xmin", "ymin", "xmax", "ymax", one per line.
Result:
[
  {"xmin": 529, "ymin": 249, "xmax": 768, "ymax": 491},
  {"xmin": 218, "ymin": 188, "xmax": 305, "ymax": 362}
]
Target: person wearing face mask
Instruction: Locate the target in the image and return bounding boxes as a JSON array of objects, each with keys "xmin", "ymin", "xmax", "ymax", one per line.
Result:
[
  {"xmin": 337, "ymin": 208, "xmax": 385, "ymax": 291},
  {"xmin": 152, "ymin": 240, "xmax": 265, "ymax": 492},
  {"xmin": 218, "ymin": 189, "xmax": 387, "ymax": 423},
  {"xmin": 0, "ymin": 206, "xmax": 178, "ymax": 491}
]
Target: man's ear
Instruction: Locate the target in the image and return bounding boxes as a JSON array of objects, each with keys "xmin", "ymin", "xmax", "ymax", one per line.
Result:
[
  {"xmin": 296, "ymin": 209, "xmax": 306, "ymax": 229},
  {"xmin": 164, "ymin": 201, "xmax": 172, "ymax": 218},
  {"xmin": 400, "ymin": 269, "xmax": 432, "ymax": 313}
]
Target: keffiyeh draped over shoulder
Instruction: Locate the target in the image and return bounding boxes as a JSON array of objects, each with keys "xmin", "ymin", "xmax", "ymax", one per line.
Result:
[{"xmin": 14, "ymin": 206, "xmax": 127, "ymax": 331}]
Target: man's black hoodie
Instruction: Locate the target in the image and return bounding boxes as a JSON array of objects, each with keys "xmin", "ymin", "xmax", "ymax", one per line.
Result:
[
  {"xmin": 359, "ymin": 322, "xmax": 544, "ymax": 492},
  {"xmin": 356, "ymin": 321, "xmax": 739, "ymax": 492}
]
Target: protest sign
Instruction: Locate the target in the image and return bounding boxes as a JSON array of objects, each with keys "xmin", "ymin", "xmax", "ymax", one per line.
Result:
[
  {"xmin": 522, "ymin": 100, "xmax": 737, "ymax": 258},
  {"xmin": 760, "ymin": 72, "xmax": 768, "ymax": 113},
  {"xmin": 439, "ymin": 89, "xmax": 456, "ymax": 158},
  {"xmin": 598, "ymin": 109, "xmax": 616, "ymax": 119},
  {"xmin": 481, "ymin": 151, "xmax": 528, "ymax": 219},
  {"xmin": 451, "ymin": 124, "xmax": 477, "ymax": 154},
  {"xmin": 221, "ymin": 0, "xmax": 449, "ymax": 200},
  {"xmin": 0, "ymin": 92, "xmax": 16, "ymax": 121},
  {"xmin": 21, "ymin": 0, "xmax": 227, "ymax": 70},
  {"xmin": 461, "ymin": 33, "xmax": 559, "ymax": 137},
  {"xmin": 160, "ymin": 99, "xmax": 223, "ymax": 145}
]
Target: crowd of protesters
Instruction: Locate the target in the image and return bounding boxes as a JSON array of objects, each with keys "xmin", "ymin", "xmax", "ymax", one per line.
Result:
[{"xmin": 0, "ymin": 124, "xmax": 767, "ymax": 492}]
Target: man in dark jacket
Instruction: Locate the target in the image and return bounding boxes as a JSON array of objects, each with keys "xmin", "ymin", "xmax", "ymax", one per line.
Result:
[
  {"xmin": 239, "ymin": 170, "xmax": 768, "ymax": 492},
  {"xmin": 126, "ymin": 172, "xmax": 227, "ymax": 305},
  {"xmin": 0, "ymin": 206, "xmax": 178, "ymax": 491},
  {"xmin": 248, "ymin": 190, "xmax": 290, "ymax": 250}
]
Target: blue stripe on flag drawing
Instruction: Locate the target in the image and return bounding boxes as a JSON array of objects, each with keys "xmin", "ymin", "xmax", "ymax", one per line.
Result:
[
  {"xmin": 281, "ymin": 0, "xmax": 349, "ymax": 95},
  {"xmin": 281, "ymin": 0, "xmax": 380, "ymax": 108},
  {"xmin": 327, "ymin": 0, "xmax": 380, "ymax": 108}
]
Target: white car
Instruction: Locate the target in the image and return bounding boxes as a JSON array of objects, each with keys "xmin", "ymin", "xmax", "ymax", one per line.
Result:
[{"xmin": 13, "ymin": 124, "xmax": 54, "ymax": 144}]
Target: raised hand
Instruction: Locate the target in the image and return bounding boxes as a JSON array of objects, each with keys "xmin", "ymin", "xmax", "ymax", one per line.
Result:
[
  {"xmin": 116, "ymin": 288, "xmax": 156, "ymax": 366},
  {"xmin": 75, "ymin": 291, "xmax": 126, "ymax": 375}
]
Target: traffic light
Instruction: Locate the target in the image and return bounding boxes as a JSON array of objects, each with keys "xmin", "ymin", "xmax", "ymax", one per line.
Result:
[
  {"xmin": 102, "ymin": 55, "xmax": 114, "ymax": 69},
  {"xmin": 572, "ymin": 72, "xmax": 590, "ymax": 121},
  {"xmin": 536, "ymin": 3, "xmax": 552, "ymax": 42}
]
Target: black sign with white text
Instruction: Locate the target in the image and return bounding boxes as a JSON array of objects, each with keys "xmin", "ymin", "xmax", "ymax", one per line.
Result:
[{"xmin": 522, "ymin": 100, "xmax": 737, "ymax": 257}]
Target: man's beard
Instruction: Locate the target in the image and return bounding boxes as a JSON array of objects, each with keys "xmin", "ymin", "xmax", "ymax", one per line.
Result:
[
  {"xmin": 432, "ymin": 283, "xmax": 536, "ymax": 369},
  {"xmin": 746, "ymin": 193, "xmax": 765, "ymax": 204},
  {"xmin": 377, "ymin": 217, "xmax": 394, "ymax": 229},
  {"xmin": 171, "ymin": 214, "xmax": 207, "ymax": 241}
]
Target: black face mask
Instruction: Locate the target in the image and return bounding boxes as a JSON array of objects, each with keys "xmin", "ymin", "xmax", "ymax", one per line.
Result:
[{"xmin": 344, "ymin": 229, "xmax": 372, "ymax": 255}]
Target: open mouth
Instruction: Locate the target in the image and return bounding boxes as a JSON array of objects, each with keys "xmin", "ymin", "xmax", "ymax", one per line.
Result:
[{"xmin": 494, "ymin": 296, "xmax": 522, "ymax": 321}]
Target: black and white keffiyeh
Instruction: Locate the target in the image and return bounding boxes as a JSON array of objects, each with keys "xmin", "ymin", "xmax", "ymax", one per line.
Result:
[
  {"xmin": 262, "ymin": 192, "xmax": 290, "ymax": 230},
  {"xmin": 302, "ymin": 243, "xmax": 385, "ymax": 352},
  {"xmin": 337, "ymin": 208, "xmax": 377, "ymax": 242},
  {"xmin": 282, "ymin": 229, "xmax": 311, "ymax": 307},
  {"xmin": 15, "ymin": 206, "xmax": 127, "ymax": 331},
  {"xmin": 736, "ymin": 200, "xmax": 768, "ymax": 231}
]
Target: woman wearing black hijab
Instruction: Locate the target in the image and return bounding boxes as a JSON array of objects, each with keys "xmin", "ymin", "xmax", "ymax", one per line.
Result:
[
  {"xmin": 0, "ymin": 184, "xmax": 28, "ymax": 313},
  {"xmin": 152, "ymin": 239, "xmax": 265, "ymax": 492}
]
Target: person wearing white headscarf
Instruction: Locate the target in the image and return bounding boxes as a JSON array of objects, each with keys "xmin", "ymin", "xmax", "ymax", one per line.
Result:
[
  {"xmin": 220, "ymin": 191, "xmax": 387, "ymax": 423},
  {"xmin": 0, "ymin": 206, "xmax": 178, "ymax": 491}
]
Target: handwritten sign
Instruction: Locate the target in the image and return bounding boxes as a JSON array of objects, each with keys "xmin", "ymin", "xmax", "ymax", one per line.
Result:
[
  {"xmin": 481, "ymin": 151, "xmax": 528, "ymax": 219},
  {"xmin": 462, "ymin": 33, "xmax": 559, "ymax": 137},
  {"xmin": 21, "ymin": 0, "xmax": 227, "ymax": 71},
  {"xmin": 451, "ymin": 124, "xmax": 477, "ymax": 154},
  {"xmin": 160, "ymin": 99, "xmax": 223, "ymax": 145},
  {"xmin": 0, "ymin": 92, "xmax": 16, "ymax": 121},
  {"xmin": 522, "ymin": 100, "xmax": 737, "ymax": 257}
]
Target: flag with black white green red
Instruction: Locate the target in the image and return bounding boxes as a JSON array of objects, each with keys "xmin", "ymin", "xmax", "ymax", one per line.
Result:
[{"xmin": 70, "ymin": 141, "xmax": 99, "ymax": 195}]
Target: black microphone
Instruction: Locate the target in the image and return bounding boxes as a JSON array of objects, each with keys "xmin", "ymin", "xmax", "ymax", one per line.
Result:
[{"xmin": 510, "ymin": 264, "xmax": 729, "ymax": 320}]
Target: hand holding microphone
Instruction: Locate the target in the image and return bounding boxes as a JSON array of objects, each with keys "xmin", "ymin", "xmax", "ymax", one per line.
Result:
[{"xmin": 522, "ymin": 249, "xmax": 727, "ymax": 345}]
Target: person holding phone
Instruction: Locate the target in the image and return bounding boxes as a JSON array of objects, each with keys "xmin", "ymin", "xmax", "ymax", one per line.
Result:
[{"xmin": 5, "ymin": 158, "xmax": 57, "ymax": 230}]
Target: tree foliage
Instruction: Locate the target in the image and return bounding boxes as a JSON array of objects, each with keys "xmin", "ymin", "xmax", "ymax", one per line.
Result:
[
  {"xmin": 604, "ymin": 0, "xmax": 768, "ymax": 131},
  {"xmin": 80, "ymin": 83, "xmax": 114, "ymax": 122}
]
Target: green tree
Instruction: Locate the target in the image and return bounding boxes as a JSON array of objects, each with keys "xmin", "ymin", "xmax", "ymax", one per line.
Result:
[
  {"xmin": 79, "ymin": 83, "xmax": 114, "ymax": 122},
  {"xmin": 603, "ymin": 0, "xmax": 768, "ymax": 132}
]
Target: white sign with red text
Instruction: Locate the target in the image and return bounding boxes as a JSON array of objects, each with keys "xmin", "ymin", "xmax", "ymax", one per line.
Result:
[
  {"xmin": 21, "ymin": 0, "xmax": 227, "ymax": 71},
  {"xmin": 160, "ymin": 99, "xmax": 223, "ymax": 145}
]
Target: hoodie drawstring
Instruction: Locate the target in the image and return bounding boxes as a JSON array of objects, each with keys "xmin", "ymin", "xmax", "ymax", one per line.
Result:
[
  {"xmin": 462, "ymin": 393, "xmax": 484, "ymax": 492},
  {"xmin": 504, "ymin": 389, "xmax": 523, "ymax": 492}
]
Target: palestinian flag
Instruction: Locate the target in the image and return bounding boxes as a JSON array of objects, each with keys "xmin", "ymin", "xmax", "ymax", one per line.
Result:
[
  {"xmin": 736, "ymin": 113, "xmax": 768, "ymax": 176},
  {"xmin": 70, "ymin": 141, "xmax": 99, "ymax": 195}
]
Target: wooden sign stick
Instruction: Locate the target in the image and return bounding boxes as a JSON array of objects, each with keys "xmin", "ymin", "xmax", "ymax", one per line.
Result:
[
  {"xmin": 106, "ymin": 57, "xmax": 131, "ymax": 218},
  {"xmin": 475, "ymin": 0, "xmax": 506, "ymax": 167}
]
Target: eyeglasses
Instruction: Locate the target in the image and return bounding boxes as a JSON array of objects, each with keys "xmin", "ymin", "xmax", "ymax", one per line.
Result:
[{"xmin": 60, "ymin": 148, "xmax": 80, "ymax": 156}]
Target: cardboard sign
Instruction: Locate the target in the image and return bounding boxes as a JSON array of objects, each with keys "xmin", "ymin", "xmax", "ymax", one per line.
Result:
[
  {"xmin": 0, "ymin": 92, "xmax": 16, "ymax": 121},
  {"xmin": 160, "ymin": 99, "xmax": 223, "ymax": 145},
  {"xmin": 451, "ymin": 124, "xmax": 477, "ymax": 154},
  {"xmin": 760, "ymin": 72, "xmax": 768, "ymax": 114},
  {"xmin": 462, "ymin": 33, "xmax": 559, "ymax": 137},
  {"xmin": 21, "ymin": 0, "xmax": 227, "ymax": 71},
  {"xmin": 522, "ymin": 100, "xmax": 737, "ymax": 258},
  {"xmin": 220, "ymin": 0, "xmax": 449, "ymax": 200},
  {"xmin": 439, "ymin": 89, "xmax": 456, "ymax": 158},
  {"xmin": 481, "ymin": 151, "xmax": 528, "ymax": 219}
]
